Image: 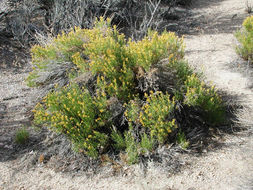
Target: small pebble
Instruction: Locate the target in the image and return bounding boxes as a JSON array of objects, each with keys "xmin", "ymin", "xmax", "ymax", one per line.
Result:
[{"xmin": 4, "ymin": 145, "xmax": 13, "ymax": 149}]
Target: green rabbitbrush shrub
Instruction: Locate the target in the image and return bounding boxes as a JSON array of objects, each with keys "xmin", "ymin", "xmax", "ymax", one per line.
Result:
[
  {"xmin": 28, "ymin": 18, "xmax": 225, "ymax": 163},
  {"xmin": 235, "ymin": 15, "xmax": 253, "ymax": 63}
]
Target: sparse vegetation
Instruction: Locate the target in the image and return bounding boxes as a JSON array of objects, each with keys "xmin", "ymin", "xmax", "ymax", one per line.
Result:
[
  {"xmin": 177, "ymin": 131, "xmax": 189, "ymax": 150},
  {"xmin": 15, "ymin": 128, "xmax": 29, "ymax": 145},
  {"xmin": 28, "ymin": 18, "xmax": 225, "ymax": 163}
]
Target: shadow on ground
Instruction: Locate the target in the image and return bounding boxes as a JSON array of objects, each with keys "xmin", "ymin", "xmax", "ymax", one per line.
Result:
[
  {"xmin": 225, "ymin": 58, "xmax": 253, "ymax": 90},
  {"xmin": 0, "ymin": 39, "xmax": 28, "ymax": 70},
  {"xmin": 190, "ymin": 0, "xmax": 228, "ymax": 9},
  {"xmin": 167, "ymin": 0, "xmax": 250, "ymax": 35}
]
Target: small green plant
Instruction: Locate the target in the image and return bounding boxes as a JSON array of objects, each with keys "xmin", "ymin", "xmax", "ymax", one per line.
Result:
[
  {"xmin": 169, "ymin": 59, "xmax": 194, "ymax": 84},
  {"xmin": 124, "ymin": 130, "xmax": 139, "ymax": 164},
  {"xmin": 235, "ymin": 15, "xmax": 253, "ymax": 63},
  {"xmin": 177, "ymin": 131, "xmax": 189, "ymax": 150},
  {"xmin": 112, "ymin": 127, "xmax": 155, "ymax": 162},
  {"xmin": 15, "ymin": 128, "xmax": 29, "ymax": 144},
  {"xmin": 111, "ymin": 128, "xmax": 126, "ymax": 150},
  {"xmin": 140, "ymin": 133, "xmax": 155, "ymax": 154}
]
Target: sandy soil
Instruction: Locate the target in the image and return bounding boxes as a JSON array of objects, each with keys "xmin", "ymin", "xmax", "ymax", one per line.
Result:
[{"xmin": 1, "ymin": 0, "xmax": 253, "ymax": 189}]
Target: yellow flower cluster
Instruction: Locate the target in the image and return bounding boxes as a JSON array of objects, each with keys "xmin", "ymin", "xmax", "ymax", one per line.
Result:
[
  {"xmin": 127, "ymin": 30, "xmax": 184, "ymax": 72},
  {"xmin": 184, "ymin": 74, "xmax": 221, "ymax": 107},
  {"xmin": 72, "ymin": 52, "xmax": 88, "ymax": 72},
  {"xmin": 125, "ymin": 91, "xmax": 177, "ymax": 143},
  {"xmin": 33, "ymin": 84, "xmax": 111, "ymax": 157},
  {"xmin": 235, "ymin": 15, "xmax": 253, "ymax": 63},
  {"xmin": 243, "ymin": 15, "xmax": 253, "ymax": 32}
]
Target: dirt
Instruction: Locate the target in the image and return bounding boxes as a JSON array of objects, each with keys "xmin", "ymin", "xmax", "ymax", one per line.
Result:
[{"xmin": 1, "ymin": 0, "xmax": 253, "ymax": 189}]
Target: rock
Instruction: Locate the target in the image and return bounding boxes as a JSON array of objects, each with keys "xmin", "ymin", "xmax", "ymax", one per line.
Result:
[
  {"xmin": 38, "ymin": 154, "xmax": 45, "ymax": 163},
  {"xmin": 3, "ymin": 144, "xmax": 13, "ymax": 149}
]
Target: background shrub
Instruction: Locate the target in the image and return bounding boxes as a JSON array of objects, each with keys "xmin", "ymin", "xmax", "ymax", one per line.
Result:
[
  {"xmin": 235, "ymin": 15, "xmax": 253, "ymax": 63},
  {"xmin": 2, "ymin": 0, "xmax": 192, "ymax": 47}
]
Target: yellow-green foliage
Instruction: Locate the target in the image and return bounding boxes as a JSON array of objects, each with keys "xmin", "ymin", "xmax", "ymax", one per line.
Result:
[
  {"xmin": 128, "ymin": 30, "xmax": 184, "ymax": 72},
  {"xmin": 82, "ymin": 22, "xmax": 135, "ymax": 101},
  {"xmin": 124, "ymin": 130, "xmax": 139, "ymax": 164},
  {"xmin": 31, "ymin": 26, "xmax": 87, "ymax": 63},
  {"xmin": 184, "ymin": 74, "xmax": 224, "ymax": 124},
  {"xmin": 27, "ymin": 27, "xmax": 88, "ymax": 87},
  {"xmin": 235, "ymin": 15, "xmax": 253, "ymax": 63},
  {"xmin": 243, "ymin": 16, "xmax": 253, "ymax": 31},
  {"xmin": 125, "ymin": 91, "xmax": 177, "ymax": 143},
  {"xmin": 33, "ymin": 84, "xmax": 110, "ymax": 157},
  {"xmin": 112, "ymin": 128, "xmax": 155, "ymax": 164},
  {"xmin": 29, "ymin": 17, "xmax": 225, "ymax": 161},
  {"xmin": 176, "ymin": 131, "xmax": 189, "ymax": 150}
]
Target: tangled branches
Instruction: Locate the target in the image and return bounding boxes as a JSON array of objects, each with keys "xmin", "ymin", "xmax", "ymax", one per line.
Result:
[{"xmin": 0, "ymin": 0, "xmax": 191, "ymax": 47}]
